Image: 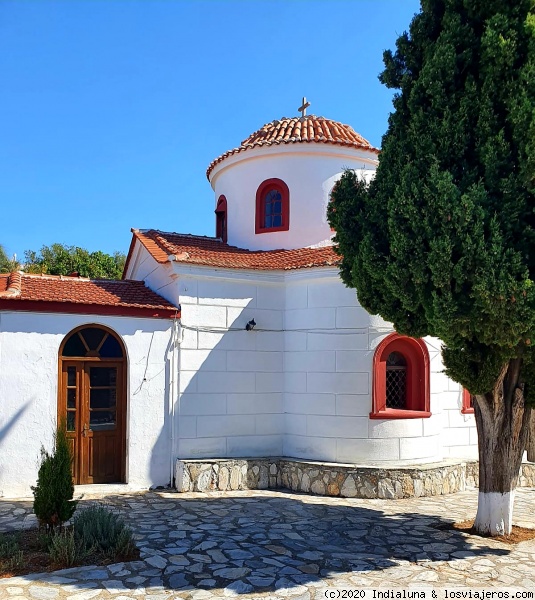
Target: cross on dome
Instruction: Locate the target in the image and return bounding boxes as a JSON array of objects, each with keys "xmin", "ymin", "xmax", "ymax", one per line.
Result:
[{"xmin": 298, "ymin": 96, "xmax": 310, "ymax": 117}]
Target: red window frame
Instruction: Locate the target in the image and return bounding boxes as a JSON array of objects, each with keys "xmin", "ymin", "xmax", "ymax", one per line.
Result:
[
  {"xmin": 215, "ymin": 195, "xmax": 228, "ymax": 243},
  {"xmin": 371, "ymin": 333, "xmax": 431, "ymax": 419},
  {"xmin": 461, "ymin": 389, "xmax": 475, "ymax": 414},
  {"xmin": 255, "ymin": 178, "xmax": 290, "ymax": 234}
]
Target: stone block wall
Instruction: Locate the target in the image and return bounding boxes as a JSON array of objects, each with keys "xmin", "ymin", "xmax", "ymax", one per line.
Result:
[
  {"xmin": 175, "ymin": 459, "xmax": 277, "ymax": 493},
  {"xmin": 176, "ymin": 457, "xmax": 535, "ymax": 499}
]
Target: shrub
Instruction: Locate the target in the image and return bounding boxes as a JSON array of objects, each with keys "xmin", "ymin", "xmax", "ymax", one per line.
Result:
[
  {"xmin": 0, "ymin": 533, "xmax": 24, "ymax": 574},
  {"xmin": 73, "ymin": 504, "xmax": 136, "ymax": 559},
  {"xmin": 48, "ymin": 529, "xmax": 90, "ymax": 568},
  {"xmin": 0, "ymin": 532, "xmax": 19, "ymax": 559},
  {"xmin": 32, "ymin": 424, "xmax": 77, "ymax": 531}
]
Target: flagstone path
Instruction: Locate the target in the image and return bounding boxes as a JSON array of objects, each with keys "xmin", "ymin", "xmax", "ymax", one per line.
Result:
[{"xmin": 1, "ymin": 487, "xmax": 534, "ymax": 598}]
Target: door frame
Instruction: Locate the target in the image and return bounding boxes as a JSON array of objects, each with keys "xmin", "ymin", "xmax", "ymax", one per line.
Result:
[{"xmin": 58, "ymin": 324, "xmax": 128, "ymax": 485}]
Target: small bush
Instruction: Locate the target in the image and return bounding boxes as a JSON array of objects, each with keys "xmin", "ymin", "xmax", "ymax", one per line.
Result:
[
  {"xmin": 112, "ymin": 526, "xmax": 137, "ymax": 558},
  {"xmin": 0, "ymin": 532, "xmax": 20, "ymax": 559},
  {"xmin": 32, "ymin": 424, "xmax": 77, "ymax": 531},
  {"xmin": 0, "ymin": 551, "xmax": 24, "ymax": 574},
  {"xmin": 73, "ymin": 504, "xmax": 136, "ymax": 559},
  {"xmin": 48, "ymin": 529, "xmax": 90, "ymax": 568},
  {"xmin": 0, "ymin": 533, "xmax": 24, "ymax": 574}
]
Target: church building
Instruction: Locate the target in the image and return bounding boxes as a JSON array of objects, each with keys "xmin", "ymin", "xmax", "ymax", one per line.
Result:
[{"xmin": 0, "ymin": 106, "xmax": 479, "ymax": 498}]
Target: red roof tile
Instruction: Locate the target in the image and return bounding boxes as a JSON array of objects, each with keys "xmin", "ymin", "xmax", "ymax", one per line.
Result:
[
  {"xmin": 207, "ymin": 115, "xmax": 379, "ymax": 179},
  {"xmin": 0, "ymin": 272, "xmax": 178, "ymax": 318},
  {"xmin": 132, "ymin": 229, "xmax": 340, "ymax": 271},
  {"xmin": 0, "ymin": 272, "xmax": 21, "ymax": 296}
]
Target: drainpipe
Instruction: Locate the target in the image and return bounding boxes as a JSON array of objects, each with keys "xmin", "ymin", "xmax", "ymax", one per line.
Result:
[{"xmin": 169, "ymin": 318, "xmax": 182, "ymax": 488}]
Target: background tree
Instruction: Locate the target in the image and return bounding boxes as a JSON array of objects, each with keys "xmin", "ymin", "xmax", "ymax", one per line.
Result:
[
  {"xmin": 24, "ymin": 244, "xmax": 126, "ymax": 279},
  {"xmin": 0, "ymin": 245, "xmax": 21, "ymax": 273},
  {"xmin": 329, "ymin": 0, "xmax": 535, "ymax": 535}
]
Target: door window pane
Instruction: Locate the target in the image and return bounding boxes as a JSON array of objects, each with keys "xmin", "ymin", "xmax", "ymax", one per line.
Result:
[
  {"xmin": 79, "ymin": 328, "xmax": 106, "ymax": 351},
  {"xmin": 90, "ymin": 367, "xmax": 117, "ymax": 387},
  {"xmin": 90, "ymin": 411, "xmax": 116, "ymax": 430},
  {"xmin": 67, "ymin": 366, "xmax": 76, "ymax": 387},
  {"xmin": 90, "ymin": 388, "xmax": 117, "ymax": 409},
  {"xmin": 67, "ymin": 411, "xmax": 76, "ymax": 432},
  {"xmin": 63, "ymin": 334, "xmax": 86, "ymax": 357},
  {"xmin": 99, "ymin": 336, "xmax": 123, "ymax": 358},
  {"xmin": 67, "ymin": 388, "xmax": 76, "ymax": 409}
]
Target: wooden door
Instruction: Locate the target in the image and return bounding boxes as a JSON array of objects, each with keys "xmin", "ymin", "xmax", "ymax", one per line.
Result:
[{"xmin": 60, "ymin": 360, "xmax": 125, "ymax": 484}]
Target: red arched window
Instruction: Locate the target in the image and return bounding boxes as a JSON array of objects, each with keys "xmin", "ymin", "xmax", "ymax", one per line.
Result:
[
  {"xmin": 215, "ymin": 195, "xmax": 228, "ymax": 243},
  {"xmin": 371, "ymin": 333, "xmax": 431, "ymax": 419},
  {"xmin": 462, "ymin": 389, "xmax": 475, "ymax": 414},
  {"xmin": 255, "ymin": 178, "xmax": 290, "ymax": 234}
]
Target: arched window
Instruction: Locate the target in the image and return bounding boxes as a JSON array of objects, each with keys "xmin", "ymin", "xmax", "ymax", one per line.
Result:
[
  {"xmin": 371, "ymin": 333, "xmax": 430, "ymax": 419},
  {"xmin": 215, "ymin": 195, "xmax": 228, "ymax": 243},
  {"xmin": 462, "ymin": 389, "xmax": 475, "ymax": 414},
  {"xmin": 255, "ymin": 178, "xmax": 290, "ymax": 234}
]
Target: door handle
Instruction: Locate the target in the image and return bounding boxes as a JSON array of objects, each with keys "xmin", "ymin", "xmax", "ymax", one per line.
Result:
[{"xmin": 82, "ymin": 424, "xmax": 89, "ymax": 437}]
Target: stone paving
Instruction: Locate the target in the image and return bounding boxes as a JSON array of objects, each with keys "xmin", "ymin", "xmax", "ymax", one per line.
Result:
[{"xmin": 1, "ymin": 487, "xmax": 535, "ymax": 598}]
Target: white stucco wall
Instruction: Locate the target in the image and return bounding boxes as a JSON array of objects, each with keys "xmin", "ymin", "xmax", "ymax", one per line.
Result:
[
  {"xmin": 125, "ymin": 243, "xmax": 179, "ymax": 308},
  {"xmin": 169, "ymin": 264, "xmax": 478, "ymax": 466},
  {"xmin": 175, "ymin": 266, "xmax": 285, "ymax": 459},
  {"xmin": 0, "ymin": 310, "xmax": 174, "ymax": 497},
  {"xmin": 209, "ymin": 144, "xmax": 377, "ymax": 251},
  {"xmin": 281, "ymin": 271, "xmax": 472, "ymax": 464}
]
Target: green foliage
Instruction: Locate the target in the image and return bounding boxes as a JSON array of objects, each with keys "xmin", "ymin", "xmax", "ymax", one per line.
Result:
[
  {"xmin": 0, "ymin": 244, "xmax": 21, "ymax": 273},
  {"xmin": 48, "ymin": 529, "xmax": 90, "ymax": 568},
  {"xmin": 72, "ymin": 504, "xmax": 136, "ymax": 558},
  {"xmin": 329, "ymin": 0, "xmax": 535, "ymax": 395},
  {"xmin": 0, "ymin": 533, "xmax": 24, "ymax": 574},
  {"xmin": 24, "ymin": 243, "xmax": 126, "ymax": 279},
  {"xmin": 0, "ymin": 532, "xmax": 20, "ymax": 559},
  {"xmin": 32, "ymin": 425, "xmax": 78, "ymax": 532}
]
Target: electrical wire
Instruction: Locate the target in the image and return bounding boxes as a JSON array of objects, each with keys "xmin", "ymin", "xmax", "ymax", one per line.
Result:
[{"xmin": 179, "ymin": 323, "xmax": 392, "ymax": 335}]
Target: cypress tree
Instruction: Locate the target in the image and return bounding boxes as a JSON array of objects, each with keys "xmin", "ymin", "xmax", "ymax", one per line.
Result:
[
  {"xmin": 329, "ymin": 0, "xmax": 535, "ymax": 535},
  {"xmin": 33, "ymin": 424, "xmax": 77, "ymax": 531}
]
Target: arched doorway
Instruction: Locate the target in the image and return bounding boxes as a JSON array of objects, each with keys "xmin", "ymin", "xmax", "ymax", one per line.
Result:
[{"xmin": 58, "ymin": 325, "xmax": 127, "ymax": 484}]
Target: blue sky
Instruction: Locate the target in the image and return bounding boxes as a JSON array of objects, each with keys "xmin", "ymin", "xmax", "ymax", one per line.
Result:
[{"xmin": 0, "ymin": 0, "xmax": 421, "ymax": 261}]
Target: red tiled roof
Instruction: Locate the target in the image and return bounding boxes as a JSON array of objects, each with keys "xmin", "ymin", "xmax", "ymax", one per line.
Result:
[
  {"xmin": 0, "ymin": 271, "xmax": 21, "ymax": 296},
  {"xmin": 207, "ymin": 115, "xmax": 379, "ymax": 179},
  {"xmin": 131, "ymin": 229, "xmax": 340, "ymax": 271},
  {"xmin": 0, "ymin": 272, "xmax": 178, "ymax": 318}
]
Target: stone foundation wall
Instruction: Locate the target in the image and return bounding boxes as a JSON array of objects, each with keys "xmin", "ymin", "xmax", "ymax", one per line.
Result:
[
  {"xmin": 175, "ymin": 458, "xmax": 535, "ymax": 499},
  {"xmin": 519, "ymin": 462, "xmax": 535, "ymax": 487}
]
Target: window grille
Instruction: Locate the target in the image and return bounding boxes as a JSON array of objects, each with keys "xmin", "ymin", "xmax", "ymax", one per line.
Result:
[
  {"xmin": 264, "ymin": 189, "xmax": 283, "ymax": 229},
  {"xmin": 386, "ymin": 351, "xmax": 407, "ymax": 409}
]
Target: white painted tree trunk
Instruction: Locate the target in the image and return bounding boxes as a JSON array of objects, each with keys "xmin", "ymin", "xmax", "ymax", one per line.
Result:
[
  {"xmin": 474, "ymin": 491, "xmax": 514, "ymax": 535},
  {"xmin": 472, "ymin": 359, "xmax": 531, "ymax": 536}
]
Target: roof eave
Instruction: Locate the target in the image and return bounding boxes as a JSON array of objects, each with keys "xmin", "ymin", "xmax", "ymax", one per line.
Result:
[{"xmin": 0, "ymin": 298, "xmax": 180, "ymax": 320}]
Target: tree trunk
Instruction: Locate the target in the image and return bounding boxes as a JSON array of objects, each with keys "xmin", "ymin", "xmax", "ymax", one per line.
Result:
[{"xmin": 473, "ymin": 358, "xmax": 531, "ymax": 536}]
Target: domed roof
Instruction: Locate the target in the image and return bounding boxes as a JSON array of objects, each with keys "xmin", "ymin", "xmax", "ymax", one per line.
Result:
[{"xmin": 206, "ymin": 115, "xmax": 379, "ymax": 179}]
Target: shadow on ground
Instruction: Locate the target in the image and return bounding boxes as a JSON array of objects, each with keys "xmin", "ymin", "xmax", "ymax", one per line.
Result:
[{"xmin": 16, "ymin": 490, "xmax": 508, "ymax": 595}]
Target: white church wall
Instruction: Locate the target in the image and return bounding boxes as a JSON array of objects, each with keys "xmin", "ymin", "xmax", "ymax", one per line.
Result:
[
  {"xmin": 282, "ymin": 271, "xmax": 478, "ymax": 464},
  {"xmin": 174, "ymin": 267, "xmax": 285, "ymax": 460},
  {"xmin": 210, "ymin": 144, "xmax": 377, "ymax": 251},
  {"xmin": 441, "ymin": 368, "xmax": 479, "ymax": 459},
  {"xmin": 171, "ymin": 264, "xmax": 478, "ymax": 467},
  {"xmin": 0, "ymin": 310, "xmax": 173, "ymax": 497},
  {"xmin": 125, "ymin": 243, "xmax": 180, "ymax": 308}
]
